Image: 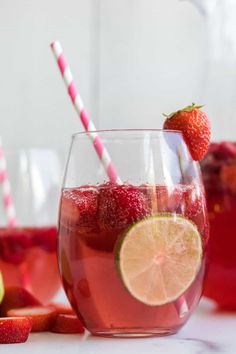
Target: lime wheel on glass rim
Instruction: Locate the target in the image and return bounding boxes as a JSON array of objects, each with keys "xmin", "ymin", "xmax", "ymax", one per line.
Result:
[{"xmin": 116, "ymin": 214, "xmax": 202, "ymax": 306}]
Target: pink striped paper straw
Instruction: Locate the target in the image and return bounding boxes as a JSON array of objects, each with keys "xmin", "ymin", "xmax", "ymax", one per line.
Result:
[
  {"xmin": 50, "ymin": 40, "xmax": 188, "ymax": 318},
  {"xmin": 0, "ymin": 138, "xmax": 16, "ymax": 227},
  {"xmin": 51, "ymin": 40, "xmax": 121, "ymax": 184}
]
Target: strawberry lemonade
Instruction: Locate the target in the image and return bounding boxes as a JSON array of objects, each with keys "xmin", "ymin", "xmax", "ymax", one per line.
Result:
[
  {"xmin": 0, "ymin": 227, "xmax": 61, "ymax": 304},
  {"xmin": 58, "ymin": 182, "xmax": 208, "ymax": 336},
  {"xmin": 58, "ymin": 110, "xmax": 210, "ymax": 336}
]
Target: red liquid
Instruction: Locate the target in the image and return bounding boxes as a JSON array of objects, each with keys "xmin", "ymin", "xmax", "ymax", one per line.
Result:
[
  {"xmin": 0, "ymin": 227, "xmax": 61, "ymax": 304},
  {"xmin": 58, "ymin": 182, "xmax": 208, "ymax": 336},
  {"xmin": 201, "ymin": 142, "xmax": 236, "ymax": 309}
]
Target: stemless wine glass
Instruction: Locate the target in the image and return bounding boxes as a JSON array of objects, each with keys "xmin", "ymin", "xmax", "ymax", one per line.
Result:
[
  {"xmin": 58, "ymin": 129, "xmax": 209, "ymax": 337},
  {"xmin": 0, "ymin": 148, "xmax": 64, "ymax": 303}
]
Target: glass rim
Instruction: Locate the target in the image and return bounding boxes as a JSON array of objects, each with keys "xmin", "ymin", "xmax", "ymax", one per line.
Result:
[{"xmin": 72, "ymin": 128, "xmax": 183, "ymax": 139}]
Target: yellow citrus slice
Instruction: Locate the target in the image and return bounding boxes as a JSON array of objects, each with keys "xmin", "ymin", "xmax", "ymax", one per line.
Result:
[{"xmin": 116, "ymin": 215, "xmax": 202, "ymax": 306}]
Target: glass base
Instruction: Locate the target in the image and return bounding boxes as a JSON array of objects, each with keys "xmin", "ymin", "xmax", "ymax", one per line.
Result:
[{"xmin": 90, "ymin": 327, "xmax": 180, "ymax": 338}]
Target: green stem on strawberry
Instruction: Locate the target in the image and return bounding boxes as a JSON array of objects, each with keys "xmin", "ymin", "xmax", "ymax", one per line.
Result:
[{"xmin": 163, "ymin": 103, "xmax": 204, "ymax": 119}]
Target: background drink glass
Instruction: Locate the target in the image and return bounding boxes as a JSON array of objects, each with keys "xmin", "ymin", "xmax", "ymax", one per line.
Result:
[
  {"xmin": 58, "ymin": 129, "xmax": 209, "ymax": 337},
  {"xmin": 0, "ymin": 148, "xmax": 64, "ymax": 303},
  {"xmin": 201, "ymin": 142, "xmax": 236, "ymax": 309}
]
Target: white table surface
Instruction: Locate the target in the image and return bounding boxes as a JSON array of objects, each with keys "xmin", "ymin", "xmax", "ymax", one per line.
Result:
[{"xmin": 1, "ymin": 298, "xmax": 235, "ymax": 354}]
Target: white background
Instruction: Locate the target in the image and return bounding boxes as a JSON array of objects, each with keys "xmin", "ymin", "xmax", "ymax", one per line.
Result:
[{"xmin": 0, "ymin": 0, "xmax": 236, "ymax": 152}]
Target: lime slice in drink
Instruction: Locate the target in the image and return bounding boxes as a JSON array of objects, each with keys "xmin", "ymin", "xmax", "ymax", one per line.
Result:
[
  {"xmin": 116, "ymin": 215, "xmax": 202, "ymax": 306},
  {"xmin": 0, "ymin": 272, "xmax": 4, "ymax": 304}
]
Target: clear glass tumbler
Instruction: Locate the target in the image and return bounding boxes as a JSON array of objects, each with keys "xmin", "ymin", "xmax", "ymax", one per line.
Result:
[
  {"xmin": 58, "ymin": 130, "xmax": 208, "ymax": 337},
  {"xmin": 0, "ymin": 148, "xmax": 64, "ymax": 303}
]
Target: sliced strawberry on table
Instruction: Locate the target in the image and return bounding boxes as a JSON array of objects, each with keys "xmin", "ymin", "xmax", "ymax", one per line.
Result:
[
  {"xmin": 7, "ymin": 306, "xmax": 56, "ymax": 332},
  {"xmin": 0, "ymin": 287, "xmax": 41, "ymax": 316},
  {"xmin": 163, "ymin": 103, "xmax": 211, "ymax": 161},
  {"xmin": 0, "ymin": 317, "xmax": 32, "ymax": 344},
  {"xmin": 49, "ymin": 302, "xmax": 75, "ymax": 315},
  {"xmin": 51, "ymin": 314, "xmax": 84, "ymax": 334}
]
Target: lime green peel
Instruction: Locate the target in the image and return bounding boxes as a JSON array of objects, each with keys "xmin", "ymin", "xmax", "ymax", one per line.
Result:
[{"xmin": 0, "ymin": 272, "xmax": 5, "ymax": 304}]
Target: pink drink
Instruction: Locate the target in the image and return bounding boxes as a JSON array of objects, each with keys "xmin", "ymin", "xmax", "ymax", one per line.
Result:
[
  {"xmin": 58, "ymin": 182, "xmax": 208, "ymax": 336},
  {"xmin": 0, "ymin": 227, "xmax": 61, "ymax": 303},
  {"xmin": 201, "ymin": 142, "xmax": 236, "ymax": 308}
]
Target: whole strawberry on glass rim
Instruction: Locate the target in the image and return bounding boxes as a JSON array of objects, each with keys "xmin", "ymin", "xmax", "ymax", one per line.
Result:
[{"xmin": 163, "ymin": 103, "xmax": 211, "ymax": 161}]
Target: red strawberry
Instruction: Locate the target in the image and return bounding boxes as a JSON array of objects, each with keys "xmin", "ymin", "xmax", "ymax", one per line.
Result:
[
  {"xmin": 98, "ymin": 183, "xmax": 150, "ymax": 229},
  {"xmin": 0, "ymin": 229, "xmax": 33, "ymax": 265},
  {"xmin": 51, "ymin": 314, "xmax": 84, "ymax": 334},
  {"xmin": 7, "ymin": 306, "xmax": 56, "ymax": 332},
  {"xmin": 0, "ymin": 287, "xmax": 41, "ymax": 316},
  {"xmin": 163, "ymin": 103, "xmax": 211, "ymax": 161},
  {"xmin": 33, "ymin": 227, "xmax": 57, "ymax": 253},
  {"xmin": 60, "ymin": 187, "xmax": 98, "ymax": 232},
  {"xmin": 49, "ymin": 302, "xmax": 75, "ymax": 315},
  {"xmin": 0, "ymin": 317, "xmax": 32, "ymax": 344}
]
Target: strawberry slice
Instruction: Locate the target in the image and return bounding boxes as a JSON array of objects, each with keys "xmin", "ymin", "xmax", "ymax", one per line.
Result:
[
  {"xmin": 0, "ymin": 229, "xmax": 32, "ymax": 265},
  {"xmin": 49, "ymin": 302, "xmax": 75, "ymax": 315},
  {"xmin": 7, "ymin": 306, "xmax": 56, "ymax": 332},
  {"xmin": 33, "ymin": 227, "xmax": 57, "ymax": 253},
  {"xmin": 60, "ymin": 187, "xmax": 99, "ymax": 232},
  {"xmin": 51, "ymin": 314, "xmax": 84, "ymax": 334},
  {"xmin": 98, "ymin": 183, "xmax": 150, "ymax": 229},
  {"xmin": 0, "ymin": 287, "xmax": 41, "ymax": 316},
  {"xmin": 0, "ymin": 317, "xmax": 32, "ymax": 344}
]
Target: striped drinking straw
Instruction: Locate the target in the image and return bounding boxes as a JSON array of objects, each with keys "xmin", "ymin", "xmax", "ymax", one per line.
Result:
[
  {"xmin": 50, "ymin": 40, "xmax": 188, "ymax": 318},
  {"xmin": 0, "ymin": 138, "xmax": 16, "ymax": 227},
  {"xmin": 0, "ymin": 140, "xmax": 32, "ymax": 289},
  {"xmin": 51, "ymin": 41, "xmax": 121, "ymax": 185}
]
